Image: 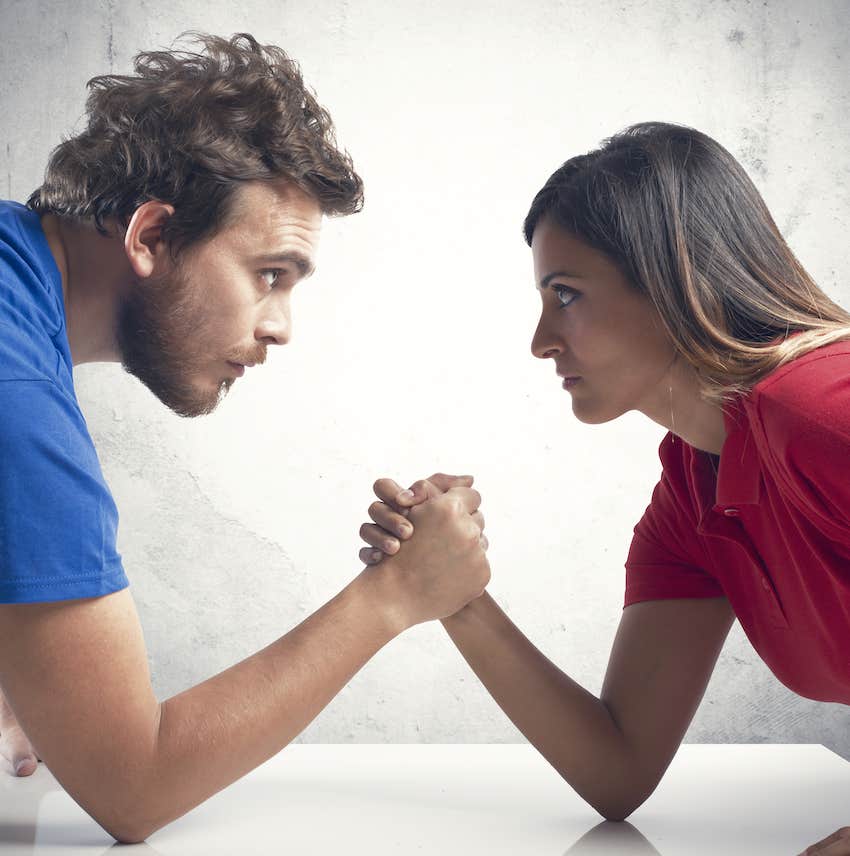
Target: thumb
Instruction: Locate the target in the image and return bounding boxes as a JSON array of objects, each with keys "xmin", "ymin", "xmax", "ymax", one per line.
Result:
[
  {"xmin": 13, "ymin": 754, "xmax": 37, "ymax": 777},
  {"xmin": 396, "ymin": 478, "xmax": 445, "ymax": 507},
  {"xmin": 0, "ymin": 730, "xmax": 38, "ymax": 777}
]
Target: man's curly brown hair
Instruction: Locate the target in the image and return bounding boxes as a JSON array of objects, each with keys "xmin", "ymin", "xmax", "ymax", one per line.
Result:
[{"xmin": 27, "ymin": 32, "xmax": 363, "ymax": 250}]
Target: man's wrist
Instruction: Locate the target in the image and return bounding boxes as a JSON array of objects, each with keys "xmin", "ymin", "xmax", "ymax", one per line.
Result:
[{"xmin": 352, "ymin": 559, "xmax": 412, "ymax": 640}]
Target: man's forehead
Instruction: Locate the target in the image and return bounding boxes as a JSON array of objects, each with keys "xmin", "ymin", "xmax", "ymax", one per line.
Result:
[
  {"xmin": 234, "ymin": 179, "xmax": 322, "ymax": 221},
  {"xmin": 225, "ymin": 181, "xmax": 323, "ymax": 252}
]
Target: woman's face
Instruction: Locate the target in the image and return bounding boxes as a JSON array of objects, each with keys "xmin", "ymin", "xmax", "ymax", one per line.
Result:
[{"xmin": 530, "ymin": 216, "xmax": 676, "ymax": 424}]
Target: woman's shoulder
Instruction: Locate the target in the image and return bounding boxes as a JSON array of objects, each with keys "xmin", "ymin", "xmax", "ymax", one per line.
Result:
[
  {"xmin": 744, "ymin": 340, "xmax": 850, "ymax": 536},
  {"xmin": 752, "ymin": 339, "xmax": 850, "ymax": 413},
  {"xmin": 747, "ymin": 339, "xmax": 850, "ymax": 449}
]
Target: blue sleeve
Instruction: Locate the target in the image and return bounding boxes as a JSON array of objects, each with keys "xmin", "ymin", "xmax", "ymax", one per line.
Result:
[{"xmin": 0, "ymin": 379, "xmax": 128, "ymax": 602}]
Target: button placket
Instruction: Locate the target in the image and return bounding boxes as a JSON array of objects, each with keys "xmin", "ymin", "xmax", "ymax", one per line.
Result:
[{"xmin": 701, "ymin": 511, "xmax": 789, "ymax": 629}]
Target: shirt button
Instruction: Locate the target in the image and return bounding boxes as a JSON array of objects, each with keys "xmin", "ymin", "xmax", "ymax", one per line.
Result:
[{"xmin": 724, "ymin": 508, "xmax": 740, "ymax": 517}]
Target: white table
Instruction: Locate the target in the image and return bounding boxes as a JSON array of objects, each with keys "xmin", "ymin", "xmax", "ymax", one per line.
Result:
[{"xmin": 0, "ymin": 744, "xmax": 846, "ymax": 855}]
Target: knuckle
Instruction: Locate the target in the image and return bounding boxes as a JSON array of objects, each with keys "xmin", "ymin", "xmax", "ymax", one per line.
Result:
[
  {"xmin": 368, "ymin": 501, "xmax": 384, "ymax": 517},
  {"xmin": 359, "ymin": 522, "xmax": 373, "ymax": 540},
  {"xmin": 430, "ymin": 496, "xmax": 452, "ymax": 518},
  {"xmin": 446, "ymin": 495, "xmax": 464, "ymax": 515}
]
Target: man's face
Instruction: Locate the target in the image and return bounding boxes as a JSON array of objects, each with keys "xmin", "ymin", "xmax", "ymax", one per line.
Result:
[{"xmin": 118, "ymin": 181, "xmax": 323, "ymax": 417}]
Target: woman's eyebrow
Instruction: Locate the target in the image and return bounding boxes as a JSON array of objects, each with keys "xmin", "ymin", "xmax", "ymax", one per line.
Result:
[{"xmin": 538, "ymin": 271, "xmax": 584, "ymax": 289}]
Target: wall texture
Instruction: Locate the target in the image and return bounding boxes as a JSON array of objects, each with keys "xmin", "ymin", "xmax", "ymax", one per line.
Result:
[{"xmin": 1, "ymin": 0, "xmax": 849, "ymax": 754}]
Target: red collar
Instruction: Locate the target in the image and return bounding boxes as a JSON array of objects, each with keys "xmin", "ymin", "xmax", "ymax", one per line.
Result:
[{"xmin": 715, "ymin": 397, "xmax": 763, "ymax": 506}]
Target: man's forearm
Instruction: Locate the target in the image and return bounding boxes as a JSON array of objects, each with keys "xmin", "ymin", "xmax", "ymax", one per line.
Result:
[
  {"xmin": 441, "ymin": 593, "xmax": 638, "ymax": 818},
  {"xmin": 126, "ymin": 570, "xmax": 400, "ymax": 840}
]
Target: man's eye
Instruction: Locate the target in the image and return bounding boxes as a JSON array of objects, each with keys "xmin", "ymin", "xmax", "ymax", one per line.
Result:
[
  {"xmin": 260, "ymin": 269, "xmax": 283, "ymax": 288},
  {"xmin": 552, "ymin": 285, "xmax": 578, "ymax": 308}
]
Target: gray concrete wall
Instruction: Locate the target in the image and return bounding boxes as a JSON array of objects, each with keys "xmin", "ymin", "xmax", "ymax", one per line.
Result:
[{"xmin": 1, "ymin": 0, "xmax": 849, "ymax": 754}]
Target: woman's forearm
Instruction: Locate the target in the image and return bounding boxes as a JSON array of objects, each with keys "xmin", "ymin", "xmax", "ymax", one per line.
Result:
[{"xmin": 441, "ymin": 593, "xmax": 643, "ymax": 819}]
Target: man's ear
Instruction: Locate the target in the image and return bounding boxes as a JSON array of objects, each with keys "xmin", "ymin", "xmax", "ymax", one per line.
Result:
[{"xmin": 123, "ymin": 201, "xmax": 176, "ymax": 278}]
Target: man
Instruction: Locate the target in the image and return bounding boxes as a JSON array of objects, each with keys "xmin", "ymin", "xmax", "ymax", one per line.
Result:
[{"xmin": 0, "ymin": 33, "xmax": 488, "ymax": 842}]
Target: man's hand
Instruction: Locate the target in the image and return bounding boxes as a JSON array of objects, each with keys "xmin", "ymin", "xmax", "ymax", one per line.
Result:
[
  {"xmin": 359, "ymin": 473, "xmax": 487, "ymax": 566},
  {"xmin": 798, "ymin": 827, "xmax": 850, "ymax": 855},
  {"xmin": 364, "ymin": 474, "xmax": 490, "ymax": 629},
  {"xmin": 0, "ymin": 687, "xmax": 39, "ymax": 777}
]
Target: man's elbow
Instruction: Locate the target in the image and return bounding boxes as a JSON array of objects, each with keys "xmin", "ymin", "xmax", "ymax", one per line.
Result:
[
  {"xmin": 86, "ymin": 791, "xmax": 164, "ymax": 845},
  {"xmin": 97, "ymin": 809, "xmax": 159, "ymax": 845},
  {"xmin": 108, "ymin": 825, "xmax": 153, "ymax": 846},
  {"xmin": 94, "ymin": 817, "xmax": 149, "ymax": 845}
]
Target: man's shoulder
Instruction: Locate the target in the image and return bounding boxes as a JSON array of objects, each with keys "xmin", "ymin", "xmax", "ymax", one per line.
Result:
[{"xmin": 0, "ymin": 201, "xmax": 69, "ymax": 384}]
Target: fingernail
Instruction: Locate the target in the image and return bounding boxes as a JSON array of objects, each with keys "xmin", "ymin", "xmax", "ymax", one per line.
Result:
[
  {"xmin": 371, "ymin": 550, "xmax": 382, "ymax": 562},
  {"xmin": 398, "ymin": 489, "xmax": 414, "ymax": 500},
  {"xmin": 398, "ymin": 524, "xmax": 412, "ymax": 537},
  {"xmin": 14, "ymin": 759, "xmax": 31, "ymax": 775}
]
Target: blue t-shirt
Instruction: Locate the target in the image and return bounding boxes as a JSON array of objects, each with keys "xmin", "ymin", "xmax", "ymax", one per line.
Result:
[{"xmin": 0, "ymin": 200, "xmax": 128, "ymax": 602}]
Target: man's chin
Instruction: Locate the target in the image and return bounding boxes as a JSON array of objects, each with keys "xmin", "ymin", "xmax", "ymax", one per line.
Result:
[
  {"xmin": 163, "ymin": 378, "xmax": 232, "ymax": 418},
  {"xmin": 123, "ymin": 363, "xmax": 232, "ymax": 418}
]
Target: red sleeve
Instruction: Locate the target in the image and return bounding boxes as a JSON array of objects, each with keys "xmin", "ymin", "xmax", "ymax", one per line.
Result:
[
  {"xmin": 625, "ymin": 437, "xmax": 725, "ymax": 608},
  {"xmin": 752, "ymin": 345, "xmax": 850, "ymax": 545}
]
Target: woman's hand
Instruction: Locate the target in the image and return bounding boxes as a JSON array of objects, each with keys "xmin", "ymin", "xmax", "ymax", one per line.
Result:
[
  {"xmin": 799, "ymin": 827, "xmax": 850, "ymax": 855},
  {"xmin": 358, "ymin": 473, "xmax": 487, "ymax": 566}
]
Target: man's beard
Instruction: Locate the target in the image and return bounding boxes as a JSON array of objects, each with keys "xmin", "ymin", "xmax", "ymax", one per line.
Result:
[{"xmin": 116, "ymin": 264, "xmax": 233, "ymax": 418}]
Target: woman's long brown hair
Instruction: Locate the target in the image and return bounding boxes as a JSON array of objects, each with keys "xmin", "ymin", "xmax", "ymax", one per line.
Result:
[{"xmin": 524, "ymin": 122, "xmax": 850, "ymax": 403}]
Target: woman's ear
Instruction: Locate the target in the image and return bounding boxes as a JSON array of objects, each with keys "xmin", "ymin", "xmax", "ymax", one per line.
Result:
[{"xmin": 123, "ymin": 201, "xmax": 176, "ymax": 278}]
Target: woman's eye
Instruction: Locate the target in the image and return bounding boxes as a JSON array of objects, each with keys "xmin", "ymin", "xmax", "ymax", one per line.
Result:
[
  {"xmin": 552, "ymin": 286, "xmax": 578, "ymax": 308},
  {"xmin": 260, "ymin": 269, "xmax": 282, "ymax": 288}
]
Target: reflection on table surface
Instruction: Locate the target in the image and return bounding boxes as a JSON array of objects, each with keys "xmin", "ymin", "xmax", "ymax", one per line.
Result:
[{"xmin": 1, "ymin": 744, "xmax": 846, "ymax": 855}]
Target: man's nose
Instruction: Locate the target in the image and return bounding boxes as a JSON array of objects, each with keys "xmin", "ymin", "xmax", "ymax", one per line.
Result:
[{"xmin": 255, "ymin": 295, "xmax": 292, "ymax": 346}]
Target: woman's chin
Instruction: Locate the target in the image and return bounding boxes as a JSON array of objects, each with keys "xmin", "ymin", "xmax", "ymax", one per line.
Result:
[{"xmin": 571, "ymin": 398, "xmax": 621, "ymax": 426}]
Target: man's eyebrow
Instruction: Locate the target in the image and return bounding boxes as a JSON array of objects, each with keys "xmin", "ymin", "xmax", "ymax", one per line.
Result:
[
  {"xmin": 538, "ymin": 271, "xmax": 583, "ymax": 290},
  {"xmin": 252, "ymin": 252, "xmax": 316, "ymax": 278}
]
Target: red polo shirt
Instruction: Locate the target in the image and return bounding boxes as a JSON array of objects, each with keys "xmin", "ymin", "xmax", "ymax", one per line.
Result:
[{"xmin": 625, "ymin": 341, "xmax": 850, "ymax": 704}]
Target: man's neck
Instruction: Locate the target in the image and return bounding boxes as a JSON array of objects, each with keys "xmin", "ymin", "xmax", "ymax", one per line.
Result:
[{"xmin": 41, "ymin": 214, "xmax": 130, "ymax": 366}]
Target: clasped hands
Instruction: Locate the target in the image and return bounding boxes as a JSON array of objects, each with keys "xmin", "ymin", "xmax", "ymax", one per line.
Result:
[{"xmin": 357, "ymin": 473, "xmax": 490, "ymax": 626}]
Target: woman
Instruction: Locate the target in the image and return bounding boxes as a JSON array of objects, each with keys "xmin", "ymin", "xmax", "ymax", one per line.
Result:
[{"xmin": 358, "ymin": 122, "xmax": 850, "ymax": 856}]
